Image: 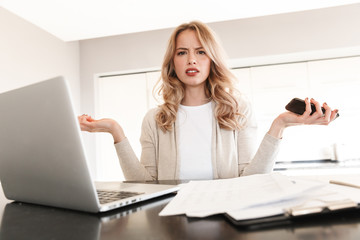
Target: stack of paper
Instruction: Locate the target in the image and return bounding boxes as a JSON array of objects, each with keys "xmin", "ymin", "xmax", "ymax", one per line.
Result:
[{"xmin": 159, "ymin": 173, "xmax": 358, "ymax": 221}]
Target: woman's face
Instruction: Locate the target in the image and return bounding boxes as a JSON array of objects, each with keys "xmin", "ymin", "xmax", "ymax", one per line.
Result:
[{"xmin": 173, "ymin": 29, "xmax": 211, "ymax": 89}]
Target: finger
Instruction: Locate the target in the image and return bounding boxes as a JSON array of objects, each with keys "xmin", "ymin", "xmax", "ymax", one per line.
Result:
[
  {"xmin": 330, "ymin": 109, "xmax": 339, "ymax": 122},
  {"xmin": 85, "ymin": 115, "xmax": 95, "ymax": 122},
  {"xmin": 322, "ymin": 102, "xmax": 331, "ymax": 122},
  {"xmin": 310, "ymin": 98, "xmax": 323, "ymax": 118},
  {"xmin": 78, "ymin": 115, "xmax": 87, "ymax": 122},
  {"xmin": 78, "ymin": 114, "xmax": 94, "ymax": 122},
  {"xmin": 303, "ymin": 97, "xmax": 312, "ymax": 116}
]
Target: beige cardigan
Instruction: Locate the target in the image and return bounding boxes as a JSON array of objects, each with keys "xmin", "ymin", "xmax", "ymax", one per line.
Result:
[{"xmin": 115, "ymin": 102, "xmax": 281, "ymax": 181}]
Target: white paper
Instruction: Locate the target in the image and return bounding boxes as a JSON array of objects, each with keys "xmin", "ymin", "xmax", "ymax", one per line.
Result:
[
  {"xmin": 226, "ymin": 187, "xmax": 345, "ymax": 220},
  {"xmin": 159, "ymin": 173, "xmax": 327, "ymax": 218}
]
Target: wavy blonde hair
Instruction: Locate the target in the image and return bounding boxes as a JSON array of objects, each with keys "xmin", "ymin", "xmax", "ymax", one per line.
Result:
[{"xmin": 155, "ymin": 21, "xmax": 245, "ymax": 132}]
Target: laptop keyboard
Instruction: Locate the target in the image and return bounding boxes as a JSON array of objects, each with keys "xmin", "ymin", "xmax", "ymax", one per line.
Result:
[{"xmin": 97, "ymin": 190, "xmax": 144, "ymax": 204}]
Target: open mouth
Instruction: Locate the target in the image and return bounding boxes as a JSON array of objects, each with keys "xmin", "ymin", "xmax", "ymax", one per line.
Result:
[{"xmin": 186, "ymin": 68, "xmax": 199, "ymax": 75}]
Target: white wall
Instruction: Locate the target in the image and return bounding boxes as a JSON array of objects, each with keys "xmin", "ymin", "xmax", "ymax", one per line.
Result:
[
  {"xmin": 0, "ymin": 7, "xmax": 80, "ymax": 110},
  {"xmin": 79, "ymin": 4, "xmax": 360, "ymax": 180},
  {"xmin": 212, "ymin": 4, "xmax": 360, "ymax": 60}
]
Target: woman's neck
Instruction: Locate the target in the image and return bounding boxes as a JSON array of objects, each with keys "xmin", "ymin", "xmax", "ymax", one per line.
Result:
[{"xmin": 181, "ymin": 86, "xmax": 210, "ymax": 106}]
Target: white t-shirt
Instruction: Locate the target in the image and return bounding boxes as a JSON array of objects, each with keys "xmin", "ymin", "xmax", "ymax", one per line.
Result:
[{"xmin": 178, "ymin": 102, "xmax": 213, "ymax": 180}]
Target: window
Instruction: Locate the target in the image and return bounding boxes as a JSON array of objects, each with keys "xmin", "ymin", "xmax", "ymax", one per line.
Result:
[{"xmin": 95, "ymin": 71, "xmax": 161, "ymax": 181}]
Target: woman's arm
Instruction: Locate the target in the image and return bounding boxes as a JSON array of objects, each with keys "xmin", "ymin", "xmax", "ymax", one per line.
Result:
[
  {"xmin": 238, "ymin": 98, "xmax": 338, "ymax": 176},
  {"xmin": 115, "ymin": 110, "xmax": 158, "ymax": 181},
  {"xmin": 78, "ymin": 114, "xmax": 155, "ymax": 181},
  {"xmin": 268, "ymin": 98, "xmax": 339, "ymax": 139}
]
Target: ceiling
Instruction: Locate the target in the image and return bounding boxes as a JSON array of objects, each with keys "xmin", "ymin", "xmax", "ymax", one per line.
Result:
[{"xmin": 1, "ymin": 0, "xmax": 360, "ymax": 42}]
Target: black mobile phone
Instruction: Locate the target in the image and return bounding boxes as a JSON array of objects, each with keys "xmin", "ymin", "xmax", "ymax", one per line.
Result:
[{"xmin": 285, "ymin": 98, "xmax": 339, "ymax": 118}]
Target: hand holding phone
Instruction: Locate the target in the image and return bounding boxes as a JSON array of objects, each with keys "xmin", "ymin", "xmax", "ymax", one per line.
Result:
[{"xmin": 285, "ymin": 98, "xmax": 339, "ymax": 118}]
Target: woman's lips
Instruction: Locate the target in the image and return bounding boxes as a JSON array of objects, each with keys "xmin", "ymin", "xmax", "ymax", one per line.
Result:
[{"xmin": 186, "ymin": 68, "xmax": 199, "ymax": 76}]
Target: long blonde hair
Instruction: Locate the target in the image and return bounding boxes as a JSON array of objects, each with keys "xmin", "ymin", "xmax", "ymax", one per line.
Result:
[{"xmin": 155, "ymin": 21, "xmax": 245, "ymax": 132}]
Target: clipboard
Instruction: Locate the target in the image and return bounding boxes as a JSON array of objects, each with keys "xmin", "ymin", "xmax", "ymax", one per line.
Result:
[
  {"xmin": 224, "ymin": 199, "xmax": 359, "ymax": 230},
  {"xmin": 159, "ymin": 173, "xmax": 360, "ymax": 228}
]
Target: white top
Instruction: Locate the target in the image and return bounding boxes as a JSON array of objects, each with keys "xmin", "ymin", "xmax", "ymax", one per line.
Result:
[{"xmin": 177, "ymin": 101, "xmax": 213, "ymax": 180}]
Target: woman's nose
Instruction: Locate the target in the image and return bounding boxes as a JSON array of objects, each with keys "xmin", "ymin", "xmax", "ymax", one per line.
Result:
[
  {"xmin": 187, "ymin": 56, "xmax": 197, "ymax": 65},
  {"xmin": 187, "ymin": 51, "xmax": 197, "ymax": 65}
]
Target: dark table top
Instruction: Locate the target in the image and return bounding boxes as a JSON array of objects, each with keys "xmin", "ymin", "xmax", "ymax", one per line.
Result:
[{"xmin": 1, "ymin": 182, "xmax": 360, "ymax": 240}]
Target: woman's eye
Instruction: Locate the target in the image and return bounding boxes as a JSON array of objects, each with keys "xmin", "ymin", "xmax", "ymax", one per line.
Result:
[
  {"xmin": 198, "ymin": 50, "xmax": 206, "ymax": 55},
  {"xmin": 177, "ymin": 51, "xmax": 186, "ymax": 56}
]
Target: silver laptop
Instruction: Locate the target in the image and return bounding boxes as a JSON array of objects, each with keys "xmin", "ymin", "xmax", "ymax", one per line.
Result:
[{"xmin": 0, "ymin": 76, "xmax": 179, "ymax": 213}]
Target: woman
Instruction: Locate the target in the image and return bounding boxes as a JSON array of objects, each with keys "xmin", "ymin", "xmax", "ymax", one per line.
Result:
[{"xmin": 79, "ymin": 21, "xmax": 338, "ymax": 181}]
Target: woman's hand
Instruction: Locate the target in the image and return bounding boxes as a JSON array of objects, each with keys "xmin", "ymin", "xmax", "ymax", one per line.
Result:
[
  {"xmin": 78, "ymin": 114, "xmax": 126, "ymax": 143},
  {"xmin": 268, "ymin": 98, "xmax": 339, "ymax": 139}
]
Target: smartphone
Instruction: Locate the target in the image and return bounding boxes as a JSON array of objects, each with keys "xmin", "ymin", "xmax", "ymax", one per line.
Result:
[{"xmin": 285, "ymin": 98, "xmax": 339, "ymax": 118}]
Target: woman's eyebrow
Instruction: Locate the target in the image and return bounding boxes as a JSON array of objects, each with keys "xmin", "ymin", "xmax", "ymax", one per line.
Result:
[
  {"xmin": 176, "ymin": 47, "xmax": 188, "ymax": 51},
  {"xmin": 176, "ymin": 46, "xmax": 203, "ymax": 51}
]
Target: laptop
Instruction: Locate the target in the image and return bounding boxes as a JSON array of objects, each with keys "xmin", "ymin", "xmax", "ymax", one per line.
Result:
[{"xmin": 0, "ymin": 76, "xmax": 179, "ymax": 213}]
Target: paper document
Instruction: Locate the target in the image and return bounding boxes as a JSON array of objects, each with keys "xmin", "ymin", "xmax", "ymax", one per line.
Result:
[{"xmin": 159, "ymin": 173, "xmax": 330, "ymax": 218}]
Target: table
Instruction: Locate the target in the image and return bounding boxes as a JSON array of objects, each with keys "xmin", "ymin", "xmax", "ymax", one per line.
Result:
[{"xmin": 1, "ymin": 177, "xmax": 360, "ymax": 240}]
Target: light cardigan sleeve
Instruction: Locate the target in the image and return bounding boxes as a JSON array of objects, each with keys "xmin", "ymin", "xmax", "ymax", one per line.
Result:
[
  {"xmin": 114, "ymin": 109, "xmax": 158, "ymax": 181},
  {"xmin": 236, "ymin": 100, "xmax": 282, "ymax": 176}
]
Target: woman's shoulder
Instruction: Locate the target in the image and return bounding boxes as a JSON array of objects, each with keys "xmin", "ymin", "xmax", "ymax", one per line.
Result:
[
  {"xmin": 236, "ymin": 95, "xmax": 256, "ymax": 127},
  {"xmin": 142, "ymin": 107, "xmax": 161, "ymax": 128},
  {"xmin": 213, "ymin": 93, "xmax": 251, "ymax": 116},
  {"xmin": 233, "ymin": 94, "xmax": 251, "ymax": 116},
  {"xmin": 144, "ymin": 107, "xmax": 160, "ymax": 119}
]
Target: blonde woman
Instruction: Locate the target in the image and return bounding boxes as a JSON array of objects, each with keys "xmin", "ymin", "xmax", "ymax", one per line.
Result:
[{"xmin": 79, "ymin": 21, "xmax": 338, "ymax": 181}]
